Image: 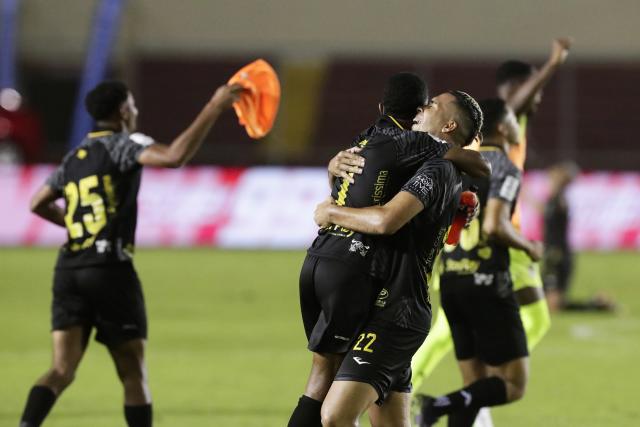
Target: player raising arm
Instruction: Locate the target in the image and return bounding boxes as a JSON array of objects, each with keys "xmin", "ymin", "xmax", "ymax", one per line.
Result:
[{"xmin": 22, "ymin": 81, "xmax": 241, "ymax": 427}]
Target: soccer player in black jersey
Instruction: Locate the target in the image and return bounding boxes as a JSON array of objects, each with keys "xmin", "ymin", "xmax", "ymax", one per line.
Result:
[
  {"xmin": 312, "ymin": 90, "xmax": 484, "ymax": 427},
  {"xmin": 415, "ymin": 99, "xmax": 544, "ymax": 427},
  {"xmin": 543, "ymin": 162, "xmax": 615, "ymax": 312},
  {"xmin": 287, "ymin": 74, "xmax": 489, "ymax": 427},
  {"xmin": 20, "ymin": 80, "xmax": 242, "ymax": 427}
]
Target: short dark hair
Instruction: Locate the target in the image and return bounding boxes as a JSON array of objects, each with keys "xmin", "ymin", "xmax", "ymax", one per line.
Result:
[
  {"xmin": 448, "ymin": 90, "xmax": 483, "ymax": 146},
  {"xmin": 382, "ymin": 72, "xmax": 428, "ymax": 120},
  {"xmin": 496, "ymin": 60, "xmax": 535, "ymax": 86},
  {"xmin": 479, "ymin": 98, "xmax": 508, "ymax": 137},
  {"xmin": 85, "ymin": 81, "xmax": 129, "ymax": 121}
]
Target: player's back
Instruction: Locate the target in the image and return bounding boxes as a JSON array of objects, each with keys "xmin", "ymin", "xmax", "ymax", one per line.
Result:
[
  {"xmin": 441, "ymin": 146, "xmax": 521, "ymax": 276},
  {"xmin": 47, "ymin": 131, "xmax": 152, "ymax": 268},
  {"xmin": 374, "ymin": 158, "xmax": 462, "ymax": 331}
]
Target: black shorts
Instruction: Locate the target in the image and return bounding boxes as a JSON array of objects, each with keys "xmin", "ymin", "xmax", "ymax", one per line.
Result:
[
  {"xmin": 334, "ymin": 316, "xmax": 428, "ymax": 405},
  {"xmin": 440, "ymin": 273, "xmax": 528, "ymax": 366},
  {"xmin": 542, "ymin": 247, "xmax": 573, "ymax": 292},
  {"xmin": 299, "ymin": 254, "xmax": 380, "ymax": 354},
  {"xmin": 52, "ymin": 262, "xmax": 147, "ymax": 346}
]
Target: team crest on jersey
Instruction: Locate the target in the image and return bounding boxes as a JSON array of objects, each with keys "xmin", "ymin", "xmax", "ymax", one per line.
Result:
[
  {"xmin": 375, "ymin": 288, "xmax": 389, "ymax": 307},
  {"xmin": 349, "ymin": 239, "xmax": 370, "ymax": 257},
  {"xmin": 409, "ymin": 175, "xmax": 434, "ymax": 199}
]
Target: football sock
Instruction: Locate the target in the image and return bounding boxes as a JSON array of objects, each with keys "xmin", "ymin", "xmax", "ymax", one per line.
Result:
[
  {"xmin": 430, "ymin": 377, "xmax": 507, "ymax": 417},
  {"xmin": 448, "ymin": 408, "xmax": 480, "ymax": 427},
  {"xmin": 411, "ymin": 305, "xmax": 454, "ymax": 391},
  {"xmin": 124, "ymin": 404, "xmax": 152, "ymax": 427},
  {"xmin": 19, "ymin": 386, "xmax": 57, "ymax": 427},
  {"xmin": 287, "ymin": 395, "xmax": 322, "ymax": 427}
]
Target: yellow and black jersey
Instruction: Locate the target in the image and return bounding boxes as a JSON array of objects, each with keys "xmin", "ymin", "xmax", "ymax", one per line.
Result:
[
  {"xmin": 440, "ymin": 147, "xmax": 521, "ymax": 277},
  {"xmin": 46, "ymin": 130, "xmax": 153, "ymax": 269},
  {"xmin": 307, "ymin": 115, "xmax": 451, "ymax": 272}
]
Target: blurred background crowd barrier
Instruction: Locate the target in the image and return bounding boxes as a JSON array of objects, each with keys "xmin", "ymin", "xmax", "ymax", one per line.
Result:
[{"xmin": 1, "ymin": 165, "xmax": 638, "ymax": 250}]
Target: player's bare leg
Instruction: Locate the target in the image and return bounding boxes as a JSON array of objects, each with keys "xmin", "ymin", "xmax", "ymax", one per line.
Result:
[
  {"xmin": 486, "ymin": 356, "xmax": 529, "ymax": 402},
  {"xmin": 19, "ymin": 326, "xmax": 89, "ymax": 427},
  {"xmin": 368, "ymin": 391, "xmax": 412, "ymax": 427},
  {"xmin": 457, "ymin": 358, "xmax": 487, "ymax": 386},
  {"xmin": 321, "ymin": 381, "xmax": 378, "ymax": 427},
  {"xmin": 109, "ymin": 338, "xmax": 152, "ymax": 427},
  {"xmin": 288, "ymin": 352, "xmax": 344, "ymax": 426},
  {"xmin": 304, "ymin": 352, "xmax": 345, "ymax": 400}
]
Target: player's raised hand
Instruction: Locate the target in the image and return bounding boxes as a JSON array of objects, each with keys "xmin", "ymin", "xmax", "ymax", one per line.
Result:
[
  {"xmin": 314, "ymin": 196, "xmax": 336, "ymax": 227},
  {"xmin": 526, "ymin": 240, "xmax": 544, "ymax": 262},
  {"xmin": 209, "ymin": 83, "xmax": 244, "ymax": 111},
  {"xmin": 328, "ymin": 147, "xmax": 365, "ymax": 184},
  {"xmin": 550, "ymin": 37, "xmax": 573, "ymax": 65}
]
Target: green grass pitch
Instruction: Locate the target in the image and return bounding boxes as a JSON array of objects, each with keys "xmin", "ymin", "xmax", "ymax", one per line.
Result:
[{"xmin": 1, "ymin": 249, "xmax": 638, "ymax": 426}]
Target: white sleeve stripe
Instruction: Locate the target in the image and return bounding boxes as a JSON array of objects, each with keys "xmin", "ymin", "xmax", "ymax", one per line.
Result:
[
  {"xmin": 130, "ymin": 132, "xmax": 155, "ymax": 147},
  {"xmin": 499, "ymin": 175, "xmax": 519, "ymax": 201}
]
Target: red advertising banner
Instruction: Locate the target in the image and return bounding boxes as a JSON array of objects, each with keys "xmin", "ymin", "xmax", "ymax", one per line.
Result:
[{"xmin": 1, "ymin": 165, "xmax": 638, "ymax": 250}]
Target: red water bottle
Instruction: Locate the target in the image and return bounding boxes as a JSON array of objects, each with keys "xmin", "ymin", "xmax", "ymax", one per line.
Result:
[{"xmin": 446, "ymin": 190, "xmax": 479, "ymax": 245}]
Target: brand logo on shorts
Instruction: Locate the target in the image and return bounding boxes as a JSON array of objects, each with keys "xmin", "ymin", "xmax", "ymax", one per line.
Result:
[
  {"xmin": 353, "ymin": 357, "xmax": 370, "ymax": 365},
  {"xmin": 473, "ymin": 273, "xmax": 494, "ymax": 286},
  {"xmin": 460, "ymin": 390, "xmax": 473, "ymax": 407},
  {"xmin": 95, "ymin": 239, "xmax": 112, "ymax": 254},
  {"xmin": 334, "ymin": 335, "xmax": 351, "ymax": 341},
  {"xmin": 349, "ymin": 239, "xmax": 370, "ymax": 257}
]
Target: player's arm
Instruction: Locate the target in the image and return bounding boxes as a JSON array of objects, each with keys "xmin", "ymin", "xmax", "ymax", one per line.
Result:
[
  {"xmin": 316, "ymin": 160, "xmax": 449, "ymax": 234},
  {"xmin": 407, "ymin": 132, "xmax": 490, "ymax": 178},
  {"xmin": 137, "ymin": 84, "xmax": 243, "ymax": 168},
  {"xmin": 506, "ymin": 37, "xmax": 572, "ymax": 116},
  {"xmin": 482, "ymin": 197, "xmax": 543, "ymax": 261},
  {"xmin": 443, "ymin": 146, "xmax": 491, "ymax": 178},
  {"xmin": 327, "ymin": 147, "xmax": 364, "ymax": 187},
  {"xmin": 30, "ymin": 185, "xmax": 65, "ymax": 227},
  {"xmin": 315, "ymin": 191, "xmax": 423, "ymax": 235}
]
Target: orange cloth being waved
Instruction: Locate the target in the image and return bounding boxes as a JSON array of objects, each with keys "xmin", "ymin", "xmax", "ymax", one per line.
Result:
[{"xmin": 228, "ymin": 59, "xmax": 281, "ymax": 139}]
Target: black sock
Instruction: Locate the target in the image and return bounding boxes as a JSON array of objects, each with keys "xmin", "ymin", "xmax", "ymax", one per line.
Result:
[
  {"xmin": 288, "ymin": 395, "xmax": 322, "ymax": 427},
  {"xmin": 448, "ymin": 407, "xmax": 480, "ymax": 427},
  {"xmin": 124, "ymin": 404, "xmax": 152, "ymax": 427},
  {"xmin": 19, "ymin": 386, "xmax": 57, "ymax": 427},
  {"xmin": 431, "ymin": 376, "xmax": 507, "ymax": 417}
]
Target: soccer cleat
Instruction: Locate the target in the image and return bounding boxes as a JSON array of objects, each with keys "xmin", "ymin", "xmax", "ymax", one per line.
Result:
[{"xmin": 414, "ymin": 394, "xmax": 441, "ymax": 427}]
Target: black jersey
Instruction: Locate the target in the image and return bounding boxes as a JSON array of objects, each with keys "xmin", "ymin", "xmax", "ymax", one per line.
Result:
[
  {"xmin": 440, "ymin": 146, "xmax": 521, "ymax": 276},
  {"xmin": 307, "ymin": 115, "xmax": 450, "ymax": 271},
  {"xmin": 45, "ymin": 130, "xmax": 153, "ymax": 269},
  {"xmin": 374, "ymin": 159, "xmax": 462, "ymax": 332},
  {"xmin": 544, "ymin": 193, "xmax": 569, "ymax": 250}
]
